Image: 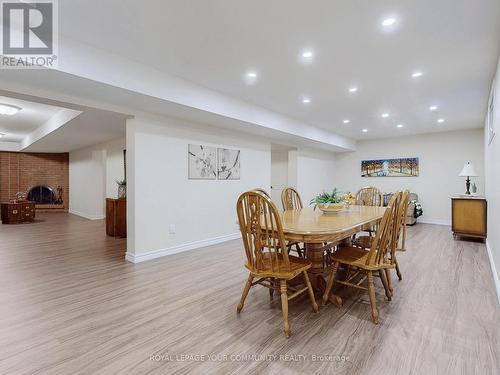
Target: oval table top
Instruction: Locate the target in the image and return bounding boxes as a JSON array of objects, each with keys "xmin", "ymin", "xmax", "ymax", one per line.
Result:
[{"xmin": 278, "ymin": 205, "xmax": 386, "ymax": 242}]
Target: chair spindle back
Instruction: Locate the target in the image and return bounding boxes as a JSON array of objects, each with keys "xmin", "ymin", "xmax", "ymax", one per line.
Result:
[
  {"xmin": 392, "ymin": 190, "xmax": 409, "ymax": 250},
  {"xmin": 366, "ymin": 192, "xmax": 401, "ymax": 266},
  {"xmin": 355, "ymin": 187, "xmax": 383, "ymax": 207},
  {"xmin": 281, "ymin": 187, "xmax": 303, "ymax": 210},
  {"xmin": 252, "ymin": 188, "xmax": 271, "ymax": 199},
  {"xmin": 237, "ymin": 191, "xmax": 290, "ymax": 274}
]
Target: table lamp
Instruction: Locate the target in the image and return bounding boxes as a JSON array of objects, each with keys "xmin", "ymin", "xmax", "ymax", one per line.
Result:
[{"xmin": 459, "ymin": 162, "xmax": 478, "ymax": 195}]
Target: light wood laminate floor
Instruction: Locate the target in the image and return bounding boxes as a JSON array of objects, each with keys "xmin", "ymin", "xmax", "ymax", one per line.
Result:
[{"xmin": 0, "ymin": 213, "xmax": 498, "ymax": 374}]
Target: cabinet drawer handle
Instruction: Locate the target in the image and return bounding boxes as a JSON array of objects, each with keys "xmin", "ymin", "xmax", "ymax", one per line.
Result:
[{"xmin": 12, "ymin": 210, "xmax": 18, "ymax": 214}]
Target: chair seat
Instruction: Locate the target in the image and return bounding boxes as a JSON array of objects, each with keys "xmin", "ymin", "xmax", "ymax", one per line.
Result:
[
  {"xmin": 245, "ymin": 253, "xmax": 311, "ymax": 279},
  {"xmin": 331, "ymin": 246, "xmax": 392, "ymax": 270},
  {"xmin": 353, "ymin": 235, "xmax": 372, "ymax": 249}
]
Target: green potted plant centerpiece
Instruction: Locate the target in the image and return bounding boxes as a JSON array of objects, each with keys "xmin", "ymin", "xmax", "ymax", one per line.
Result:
[{"xmin": 310, "ymin": 188, "xmax": 345, "ymax": 215}]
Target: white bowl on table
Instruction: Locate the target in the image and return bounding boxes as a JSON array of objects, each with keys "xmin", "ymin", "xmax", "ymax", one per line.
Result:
[{"xmin": 317, "ymin": 203, "xmax": 345, "ymax": 215}]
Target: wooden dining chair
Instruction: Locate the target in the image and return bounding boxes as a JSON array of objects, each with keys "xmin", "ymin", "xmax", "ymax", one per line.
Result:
[
  {"xmin": 280, "ymin": 187, "xmax": 305, "ymax": 258},
  {"xmin": 352, "ymin": 191, "xmax": 409, "ymax": 283},
  {"xmin": 392, "ymin": 190, "xmax": 409, "ymax": 281},
  {"xmin": 354, "ymin": 187, "xmax": 384, "ymax": 237},
  {"xmin": 281, "ymin": 187, "xmax": 303, "ymax": 210},
  {"xmin": 251, "ymin": 187, "xmax": 303, "ymax": 265},
  {"xmin": 322, "ymin": 193, "xmax": 401, "ymax": 324},
  {"xmin": 355, "ymin": 186, "xmax": 383, "ymax": 207},
  {"xmin": 236, "ymin": 190, "xmax": 318, "ymax": 338},
  {"xmin": 398, "ymin": 190, "xmax": 410, "ymax": 252}
]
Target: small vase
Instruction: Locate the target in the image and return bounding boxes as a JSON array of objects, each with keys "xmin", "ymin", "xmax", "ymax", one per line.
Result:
[{"xmin": 118, "ymin": 185, "xmax": 126, "ymax": 199}]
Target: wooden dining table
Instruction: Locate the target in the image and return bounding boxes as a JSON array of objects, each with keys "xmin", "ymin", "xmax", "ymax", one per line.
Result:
[{"xmin": 279, "ymin": 205, "xmax": 386, "ymax": 305}]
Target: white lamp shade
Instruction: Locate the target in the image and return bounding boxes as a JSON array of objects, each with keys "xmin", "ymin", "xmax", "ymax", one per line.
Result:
[{"xmin": 459, "ymin": 162, "xmax": 478, "ymax": 177}]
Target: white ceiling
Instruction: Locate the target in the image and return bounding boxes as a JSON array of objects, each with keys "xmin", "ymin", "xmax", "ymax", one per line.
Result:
[
  {"xmin": 0, "ymin": 96, "xmax": 64, "ymax": 141},
  {"xmin": 0, "ymin": 71, "xmax": 352, "ymax": 152},
  {"xmin": 59, "ymin": 0, "xmax": 500, "ymax": 140},
  {"xmin": 0, "ymin": 91, "xmax": 128, "ymax": 152},
  {"xmin": 23, "ymin": 109, "xmax": 127, "ymax": 153}
]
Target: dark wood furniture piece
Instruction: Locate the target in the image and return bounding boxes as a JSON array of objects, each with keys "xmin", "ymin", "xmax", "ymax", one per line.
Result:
[
  {"xmin": 1, "ymin": 201, "xmax": 36, "ymax": 224},
  {"xmin": 451, "ymin": 196, "xmax": 487, "ymax": 242},
  {"xmin": 106, "ymin": 198, "xmax": 126, "ymax": 238}
]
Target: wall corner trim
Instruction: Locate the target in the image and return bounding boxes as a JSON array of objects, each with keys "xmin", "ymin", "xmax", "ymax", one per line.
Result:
[
  {"xmin": 69, "ymin": 210, "xmax": 106, "ymax": 220},
  {"xmin": 125, "ymin": 232, "xmax": 242, "ymax": 263},
  {"xmin": 418, "ymin": 218, "xmax": 451, "ymax": 226},
  {"xmin": 485, "ymin": 239, "xmax": 500, "ymax": 305}
]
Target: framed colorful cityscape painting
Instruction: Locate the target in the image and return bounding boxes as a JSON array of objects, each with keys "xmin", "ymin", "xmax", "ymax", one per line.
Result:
[{"xmin": 361, "ymin": 157, "xmax": 419, "ymax": 177}]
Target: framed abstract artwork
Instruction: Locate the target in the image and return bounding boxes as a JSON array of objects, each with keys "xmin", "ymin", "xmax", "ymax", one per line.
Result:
[
  {"xmin": 217, "ymin": 148, "xmax": 240, "ymax": 180},
  {"xmin": 361, "ymin": 157, "xmax": 419, "ymax": 177},
  {"xmin": 188, "ymin": 144, "xmax": 217, "ymax": 179}
]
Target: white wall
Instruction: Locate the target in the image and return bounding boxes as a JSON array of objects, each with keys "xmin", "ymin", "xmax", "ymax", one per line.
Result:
[
  {"xmin": 69, "ymin": 137, "xmax": 125, "ymax": 219},
  {"xmin": 335, "ymin": 129, "xmax": 485, "ymax": 224},
  {"xmin": 126, "ymin": 116, "xmax": 271, "ymax": 261},
  {"xmin": 485, "ymin": 56, "xmax": 500, "ymax": 300},
  {"xmin": 103, "ymin": 138, "xmax": 126, "ymax": 198},
  {"xmin": 69, "ymin": 148, "xmax": 106, "ymax": 219},
  {"xmin": 289, "ymin": 148, "xmax": 337, "ymax": 205}
]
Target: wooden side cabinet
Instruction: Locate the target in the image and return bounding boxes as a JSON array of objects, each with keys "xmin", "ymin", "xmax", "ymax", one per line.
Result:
[
  {"xmin": 106, "ymin": 198, "xmax": 127, "ymax": 238},
  {"xmin": 451, "ymin": 197, "xmax": 487, "ymax": 241},
  {"xmin": 1, "ymin": 202, "xmax": 35, "ymax": 224}
]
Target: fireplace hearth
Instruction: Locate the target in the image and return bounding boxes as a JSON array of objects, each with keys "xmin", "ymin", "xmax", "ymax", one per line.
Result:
[{"xmin": 27, "ymin": 186, "xmax": 58, "ymax": 205}]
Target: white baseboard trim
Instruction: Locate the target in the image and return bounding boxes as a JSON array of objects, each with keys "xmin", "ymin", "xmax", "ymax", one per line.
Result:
[
  {"xmin": 125, "ymin": 232, "xmax": 242, "ymax": 263},
  {"xmin": 485, "ymin": 240, "xmax": 500, "ymax": 305},
  {"xmin": 69, "ymin": 210, "xmax": 105, "ymax": 221},
  {"xmin": 418, "ymin": 218, "xmax": 451, "ymax": 226}
]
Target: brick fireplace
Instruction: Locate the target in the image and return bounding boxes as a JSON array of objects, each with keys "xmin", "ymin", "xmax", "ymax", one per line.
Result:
[{"xmin": 0, "ymin": 152, "xmax": 69, "ymax": 211}]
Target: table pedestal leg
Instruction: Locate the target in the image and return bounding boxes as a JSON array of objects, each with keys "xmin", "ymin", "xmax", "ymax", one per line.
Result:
[{"xmin": 305, "ymin": 242, "xmax": 342, "ymax": 307}]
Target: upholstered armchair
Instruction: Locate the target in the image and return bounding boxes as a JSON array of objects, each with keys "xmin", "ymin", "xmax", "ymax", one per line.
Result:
[{"xmin": 384, "ymin": 192, "xmax": 420, "ymax": 225}]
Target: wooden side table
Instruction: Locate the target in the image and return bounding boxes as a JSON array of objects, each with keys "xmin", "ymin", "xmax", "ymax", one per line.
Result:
[
  {"xmin": 451, "ymin": 196, "xmax": 487, "ymax": 242},
  {"xmin": 106, "ymin": 198, "xmax": 126, "ymax": 237},
  {"xmin": 1, "ymin": 201, "xmax": 36, "ymax": 224}
]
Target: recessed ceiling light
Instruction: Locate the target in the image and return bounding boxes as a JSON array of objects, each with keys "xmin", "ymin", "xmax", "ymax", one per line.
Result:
[
  {"xmin": 0, "ymin": 133, "xmax": 4, "ymax": 138},
  {"xmin": 362, "ymin": 128, "xmax": 368, "ymax": 133},
  {"xmin": 397, "ymin": 124, "xmax": 404, "ymax": 128},
  {"xmin": 0, "ymin": 104, "xmax": 21, "ymax": 115},
  {"xmin": 411, "ymin": 71, "xmax": 423, "ymax": 78},
  {"xmin": 343, "ymin": 119, "xmax": 350, "ymax": 124},
  {"xmin": 437, "ymin": 118, "xmax": 445, "ymax": 123},
  {"xmin": 382, "ymin": 17, "xmax": 396, "ymax": 27},
  {"xmin": 299, "ymin": 50, "xmax": 315, "ymax": 64},
  {"xmin": 381, "ymin": 113, "xmax": 390, "ymax": 118},
  {"xmin": 243, "ymin": 71, "xmax": 258, "ymax": 84},
  {"xmin": 429, "ymin": 105, "xmax": 438, "ymax": 111},
  {"xmin": 348, "ymin": 87, "xmax": 358, "ymax": 93},
  {"xmin": 302, "ymin": 98, "xmax": 311, "ymax": 104}
]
